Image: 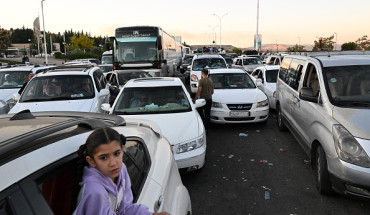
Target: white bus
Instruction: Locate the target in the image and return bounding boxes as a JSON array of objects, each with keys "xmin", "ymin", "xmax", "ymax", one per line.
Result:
[
  {"xmin": 101, "ymin": 50, "xmax": 112, "ymax": 64},
  {"xmin": 109, "ymin": 26, "xmax": 182, "ymax": 77}
]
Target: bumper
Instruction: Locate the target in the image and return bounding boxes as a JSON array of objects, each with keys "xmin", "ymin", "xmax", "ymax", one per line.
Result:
[
  {"xmin": 328, "ymin": 157, "xmax": 370, "ymax": 199},
  {"xmin": 174, "ymin": 143, "xmax": 206, "ymax": 170},
  {"xmin": 268, "ymin": 96, "xmax": 276, "ymax": 109},
  {"xmin": 210, "ymin": 108, "xmax": 269, "ymax": 124}
]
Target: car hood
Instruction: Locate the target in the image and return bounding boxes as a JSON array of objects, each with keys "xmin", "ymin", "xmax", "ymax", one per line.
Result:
[
  {"xmin": 118, "ymin": 112, "xmax": 203, "ymax": 145},
  {"xmin": 213, "ymin": 88, "xmax": 267, "ymax": 103},
  {"xmin": 9, "ymin": 99, "xmax": 94, "ymax": 113},
  {"xmin": 0, "ymin": 89, "xmax": 18, "ymax": 102},
  {"xmin": 333, "ymin": 107, "xmax": 370, "ymax": 139}
]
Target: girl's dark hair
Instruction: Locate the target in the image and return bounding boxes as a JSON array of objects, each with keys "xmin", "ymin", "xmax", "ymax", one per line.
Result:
[{"xmin": 77, "ymin": 127, "xmax": 125, "ymax": 161}]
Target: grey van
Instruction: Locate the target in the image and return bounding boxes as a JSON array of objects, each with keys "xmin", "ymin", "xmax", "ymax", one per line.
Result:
[{"xmin": 275, "ymin": 52, "xmax": 370, "ymax": 198}]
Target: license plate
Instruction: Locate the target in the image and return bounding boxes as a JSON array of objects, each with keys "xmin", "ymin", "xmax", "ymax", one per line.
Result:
[{"xmin": 230, "ymin": 111, "xmax": 249, "ymax": 117}]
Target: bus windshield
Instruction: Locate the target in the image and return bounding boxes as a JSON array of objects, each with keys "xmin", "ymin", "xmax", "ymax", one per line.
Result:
[{"xmin": 114, "ymin": 37, "xmax": 159, "ymax": 63}]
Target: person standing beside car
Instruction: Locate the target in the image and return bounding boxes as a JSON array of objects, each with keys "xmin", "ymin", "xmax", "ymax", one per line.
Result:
[
  {"xmin": 193, "ymin": 68, "xmax": 214, "ymax": 128},
  {"xmin": 161, "ymin": 60, "xmax": 170, "ymax": 77}
]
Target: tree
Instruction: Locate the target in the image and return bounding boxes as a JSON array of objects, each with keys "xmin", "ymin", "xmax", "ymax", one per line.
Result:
[
  {"xmin": 9, "ymin": 26, "xmax": 34, "ymax": 43},
  {"xmin": 341, "ymin": 42, "xmax": 358, "ymax": 51},
  {"xmin": 70, "ymin": 34, "xmax": 95, "ymax": 52},
  {"xmin": 312, "ymin": 35, "xmax": 335, "ymax": 51},
  {"xmin": 0, "ymin": 29, "xmax": 11, "ymax": 50},
  {"xmin": 355, "ymin": 35, "xmax": 369, "ymax": 50},
  {"xmin": 286, "ymin": 44, "xmax": 306, "ymax": 52}
]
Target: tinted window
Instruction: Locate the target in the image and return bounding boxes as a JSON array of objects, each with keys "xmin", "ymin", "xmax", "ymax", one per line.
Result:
[
  {"xmin": 0, "ymin": 70, "xmax": 30, "ymax": 89},
  {"xmin": 117, "ymin": 72, "xmax": 151, "ymax": 85},
  {"xmin": 265, "ymin": 69, "xmax": 279, "ymax": 83},
  {"xmin": 192, "ymin": 58, "xmax": 227, "ymax": 71},
  {"xmin": 243, "ymin": 58, "xmax": 262, "ymax": 65},
  {"xmin": 123, "ymin": 139, "xmax": 150, "ymax": 202},
  {"xmin": 279, "ymin": 57, "xmax": 292, "ymax": 83},
  {"xmin": 287, "ymin": 59, "xmax": 305, "ymax": 91}
]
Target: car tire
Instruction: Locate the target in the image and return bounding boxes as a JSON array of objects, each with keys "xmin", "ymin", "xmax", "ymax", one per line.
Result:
[
  {"xmin": 315, "ymin": 146, "xmax": 333, "ymax": 195},
  {"xmin": 276, "ymin": 104, "xmax": 287, "ymax": 131}
]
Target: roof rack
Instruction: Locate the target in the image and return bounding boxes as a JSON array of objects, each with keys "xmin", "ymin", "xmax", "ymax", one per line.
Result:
[
  {"xmin": 45, "ymin": 64, "xmax": 95, "ymax": 73},
  {"xmin": 288, "ymin": 50, "xmax": 370, "ymax": 57}
]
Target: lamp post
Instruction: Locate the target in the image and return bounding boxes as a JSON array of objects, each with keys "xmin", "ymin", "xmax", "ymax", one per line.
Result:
[
  {"xmin": 334, "ymin": 32, "xmax": 337, "ymax": 51},
  {"xmin": 208, "ymin": 25, "xmax": 218, "ymax": 46},
  {"xmin": 213, "ymin": 13, "xmax": 228, "ymax": 50},
  {"xmin": 41, "ymin": 0, "xmax": 48, "ymax": 64},
  {"xmin": 28, "ymin": 38, "xmax": 31, "ymax": 56},
  {"xmin": 63, "ymin": 33, "xmax": 67, "ymax": 62}
]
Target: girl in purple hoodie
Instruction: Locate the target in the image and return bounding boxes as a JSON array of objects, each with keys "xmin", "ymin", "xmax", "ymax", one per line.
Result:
[{"xmin": 74, "ymin": 127, "xmax": 170, "ymax": 215}]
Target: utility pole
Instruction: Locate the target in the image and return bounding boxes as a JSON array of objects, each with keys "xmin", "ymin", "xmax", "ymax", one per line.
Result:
[{"xmin": 41, "ymin": 0, "xmax": 48, "ymax": 64}]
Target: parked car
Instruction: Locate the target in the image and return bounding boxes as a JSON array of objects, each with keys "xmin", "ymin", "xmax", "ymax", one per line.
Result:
[
  {"xmin": 232, "ymin": 56, "xmax": 263, "ymax": 73},
  {"xmin": 0, "ymin": 111, "xmax": 191, "ymax": 214},
  {"xmin": 275, "ymin": 52, "xmax": 370, "ymax": 198},
  {"xmin": 250, "ymin": 65, "xmax": 280, "ymax": 109},
  {"xmin": 0, "ymin": 65, "xmax": 56, "ymax": 114},
  {"xmin": 190, "ymin": 54, "xmax": 227, "ymax": 94},
  {"xmin": 179, "ymin": 55, "xmax": 194, "ymax": 74},
  {"xmin": 102, "ymin": 77, "xmax": 207, "ymax": 172},
  {"xmin": 264, "ymin": 54, "xmax": 287, "ymax": 65},
  {"xmin": 9, "ymin": 65, "xmax": 110, "ymax": 114},
  {"xmin": 105, "ymin": 70, "xmax": 152, "ymax": 105},
  {"xmin": 208, "ymin": 68, "xmax": 269, "ymax": 123}
]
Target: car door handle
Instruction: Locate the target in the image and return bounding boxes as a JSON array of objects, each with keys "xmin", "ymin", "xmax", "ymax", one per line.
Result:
[{"xmin": 154, "ymin": 195, "xmax": 165, "ymax": 212}]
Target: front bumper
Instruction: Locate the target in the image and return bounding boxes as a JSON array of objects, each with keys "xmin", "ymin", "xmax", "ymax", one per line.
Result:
[{"xmin": 210, "ymin": 107, "xmax": 269, "ymax": 124}]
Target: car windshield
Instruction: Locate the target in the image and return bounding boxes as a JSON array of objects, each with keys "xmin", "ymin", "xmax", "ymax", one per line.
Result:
[
  {"xmin": 101, "ymin": 55, "xmax": 113, "ymax": 64},
  {"xmin": 209, "ymin": 73, "xmax": 256, "ymax": 89},
  {"xmin": 117, "ymin": 72, "xmax": 152, "ymax": 85},
  {"xmin": 112, "ymin": 86, "xmax": 191, "ymax": 115},
  {"xmin": 192, "ymin": 58, "xmax": 227, "ymax": 71},
  {"xmin": 266, "ymin": 69, "xmax": 279, "ymax": 83},
  {"xmin": 243, "ymin": 58, "xmax": 262, "ymax": 65},
  {"xmin": 99, "ymin": 65, "xmax": 113, "ymax": 73},
  {"xmin": 20, "ymin": 75, "xmax": 95, "ymax": 102},
  {"xmin": 324, "ymin": 65, "xmax": 370, "ymax": 106},
  {"xmin": 0, "ymin": 70, "xmax": 30, "ymax": 89}
]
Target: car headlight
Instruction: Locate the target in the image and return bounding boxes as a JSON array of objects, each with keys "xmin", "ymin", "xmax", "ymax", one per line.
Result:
[
  {"xmin": 191, "ymin": 74, "xmax": 198, "ymax": 82},
  {"xmin": 256, "ymin": 99, "xmax": 268, "ymax": 108},
  {"xmin": 333, "ymin": 124, "xmax": 370, "ymax": 168},
  {"xmin": 177, "ymin": 135, "xmax": 205, "ymax": 154},
  {"xmin": 212, "ymin": 102, "xmax": 223, "ymax": 108}
]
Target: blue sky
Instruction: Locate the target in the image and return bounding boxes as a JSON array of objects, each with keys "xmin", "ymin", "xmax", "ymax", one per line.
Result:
[{"xmin": 1, "ymin": 0, "xmax": 369, "ymax": 48}]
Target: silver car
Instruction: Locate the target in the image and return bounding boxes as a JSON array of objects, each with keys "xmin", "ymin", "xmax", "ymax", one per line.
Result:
[
  {"xmin": 275, "ymin": 52, "xmax": 370, "ymax": 199},
  {"xmin": 232, "ymin": 56, "xmax": 263, "ymax": 73}
]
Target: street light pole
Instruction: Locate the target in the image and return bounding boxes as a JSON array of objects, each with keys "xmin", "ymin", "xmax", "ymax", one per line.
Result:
[
  {"xmin": 208, "ymin": 25, "xmax": 218, "ymax": 45},
  {"xmin": 334, "ymin": 32, "xmax": 337, "ymax": 51},
  {"xmin": 41, "ymin": 0, "xmax": 48, "ymax": 64},
  {"xmin": 213, "ymin": 13, "xmax": 228, "ymax": 51}
]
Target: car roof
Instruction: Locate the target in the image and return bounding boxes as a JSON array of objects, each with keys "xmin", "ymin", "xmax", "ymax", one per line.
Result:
[
  {"xmin": 193, "ymin": 54, "xmax": 224, "ymax": 59},
  {"xmin": 34, "ymin": 65, "xmax": 98, "ymax": 77},
  {"xmin": 257, "ymin": 65, "xmax": 280, "ymax": 70},
  {"xmin": 0, "ymin": 111, "xmax": 125, "ymax": 165},
  {"xmin": 124, "ymin": 77, "xmax": 184, "ymax": 88},
  {"xmin": 209, "ymin": 68, "xmax": 246, "ymax": 74},
  {"xmin": 109, "ymin": 69, "xmax": 148, "ymax": 74},
  {"xmin": 0, "ymin": 65, "xmax": 56, "ymax": 73},
  {"xmin": 286, "ymin": 53, "xmax": 370, "ymax": 67}
]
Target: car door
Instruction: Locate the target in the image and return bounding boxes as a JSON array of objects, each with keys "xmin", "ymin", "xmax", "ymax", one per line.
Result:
[
  {"xmin": 0, "ymin": 184, "xmax": 34, "ymax": 215},
  {"xmin": 291, "ymin": 61, "xmax": 328, "ymax": 152},
  {"xmin": 276, "ymin": 57, "xmax": 294, "ymax": 124}
]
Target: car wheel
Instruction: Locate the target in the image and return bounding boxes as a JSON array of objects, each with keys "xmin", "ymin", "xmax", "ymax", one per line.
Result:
[
  {"xmin": 315, "ymin": 146, "xmax": 333, "ymax": 195},
  {"xmin": 276, "ymin": 104, "xmax": 287, "ymax": 131}
]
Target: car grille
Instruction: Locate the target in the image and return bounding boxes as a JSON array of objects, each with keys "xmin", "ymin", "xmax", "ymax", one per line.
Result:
[{"xmin": 227, "ymin": 103, "xmax": 253, "ymax": 110}]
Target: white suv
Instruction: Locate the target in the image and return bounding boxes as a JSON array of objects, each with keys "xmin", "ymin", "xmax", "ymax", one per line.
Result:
[
  {"xmin": 275, "ymin": 51, "xmax": 370, "ymax": 198},
  {"xmin": 9, "ymin": 65, "xmax": 110, "ymax": 114},
  {"xmin": 189, "ymin": 54, "xmax": 227, "ymax": 94},
  {"xmin": 0, "ymin": 111, "xmax": 191, "ymax": 214}
]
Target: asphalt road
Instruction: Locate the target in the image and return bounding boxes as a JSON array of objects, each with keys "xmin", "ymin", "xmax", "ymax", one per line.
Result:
[{"xmin": 181, "ymin": 112, "xmax": 370, "ymax": 215}]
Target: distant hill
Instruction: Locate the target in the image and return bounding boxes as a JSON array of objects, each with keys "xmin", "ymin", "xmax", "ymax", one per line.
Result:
[{"xmin": 190, "ymin": 44, "xmax": 314, "ymax": 52}]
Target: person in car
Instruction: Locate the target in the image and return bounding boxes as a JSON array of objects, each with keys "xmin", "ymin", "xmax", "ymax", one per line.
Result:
[
  {"xmin": 2, "ymin": 74, "xmax": 17, "ymax": 86},
  {"xmin": 74, "ymin": 127, "xmax": 170, "ymax": 215},
  {"xmin": 130, "ymin": 92, "xmax": 150, "ymax": 108}
]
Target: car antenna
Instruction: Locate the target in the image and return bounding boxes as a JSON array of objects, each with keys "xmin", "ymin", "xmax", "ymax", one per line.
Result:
[{"xmin": 10, "ymin": 109, "xmax": 35, "ymax": 121}]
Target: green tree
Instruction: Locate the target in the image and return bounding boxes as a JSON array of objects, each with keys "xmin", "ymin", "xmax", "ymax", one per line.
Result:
[
  {"xmin": 286, "ymin": 44, "xmax": 306, "ymax": 52},
  {"xmin": 312, "ymin": 35, "xmax": 335, "ymax": 51},
  {"xmin": 355, "ymin": 35, "xmax": 369, "ymax": 50},
  {"xmin": 0, "ymin": 29, "xmax": 11, "ymax": 50},
  {"xmin": 341, "ymin": 42, "xmax": 358, "ymax": 51},
  {"xmin": 9, "ymin": 26, "xmax": 34, "ymax": 43},
  {"xmin": 70, "ymin": 34, "xmax": 95, "ymax": 52}
]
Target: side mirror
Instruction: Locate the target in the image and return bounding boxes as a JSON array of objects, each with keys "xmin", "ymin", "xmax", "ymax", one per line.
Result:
[
  {"xmin": 99, "ymin": 88, "xmax": 110, "ymax": 97},
  {"xmin": 195, "ymin": 98, "xmax": 206, "ymax": 108},
  {"xmin": 299, "ymin": 87, "xmax": 317, "ymax": 102},
  {"xmin": 157, "ymin": 36, "xmax": 162, "ymax": 50},
  {"xmin": 187, "ymin": 65, "xmax": 191, "ymax": 71},
  {"xmin": 101, "ymin": 103, "xmax": 111, "ymax": 112}
]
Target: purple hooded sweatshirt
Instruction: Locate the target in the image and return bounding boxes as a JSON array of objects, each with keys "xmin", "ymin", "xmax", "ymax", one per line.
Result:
[{"xmin": 74, "ymin": 163, "xmax": 153, "ymax": 215}]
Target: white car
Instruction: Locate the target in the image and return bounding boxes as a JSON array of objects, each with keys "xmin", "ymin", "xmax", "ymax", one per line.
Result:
[
  {"xmin": 0, "ymin": 65, "xmax": 56, "ymax": 114},
  {"xmin": 232, "ymin": 56, "xmax": 263, "ymax": 73},
  {"xmin": 189, "ymin": 54, "xmax": 228, "ymax": 94},
  {"xmin": 102, "ymin": 77, "xmax": 207, "ymax": 172},
  {"xmin": 208, "ymin": 69, "xmax": 269, "ymax": 123},
  {"xmin": 9, "ymin": 65, "xmax": 110, "ymax": 114},
  {"xmin": 0, "ymin": 111, "xmax": 191, "ymax": 214},
  {"xmin": 250, "ymin": 65, "xmax": 280, "ymax": 109}
]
